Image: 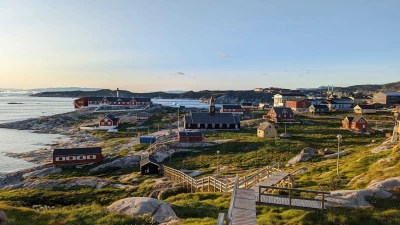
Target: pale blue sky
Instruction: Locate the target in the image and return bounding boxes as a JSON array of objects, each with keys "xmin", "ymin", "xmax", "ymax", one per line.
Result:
[{"xmin": 1, "ymin": 0, "xmax": 399, "ymax": 92}]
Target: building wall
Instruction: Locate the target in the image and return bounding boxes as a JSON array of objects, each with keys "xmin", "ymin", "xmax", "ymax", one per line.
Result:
[
  {"xmin": 354, "ymin": 108, "xmax": 376, "ymax": 114},
  {"xmin": 221, "ymin": 108, "xmax": 243, "ymax": 114},
  {"xmin": 178, "ymin": 136, "xmax": 203, "ymax": 142},
  {"xmin": 53, "ymin": 154, "xmax": 102, "ymax": 165},
  {"xmin": 141, "ymin": 163, "xmax": 160, "ymax": 175},
  {"xmin": 74, "ymin": 97, "xmax": 89, "ymax": 108},
  {"xmin": 257, "ymin": 128, "xmax": 277, "ymax": 138}
]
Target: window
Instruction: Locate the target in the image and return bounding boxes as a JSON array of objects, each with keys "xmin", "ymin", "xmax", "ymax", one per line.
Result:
[
  {"xmin": 227, "ymin": 124, "xmax": 230, "ymax": 128},
  {"xmin": 219, "ymin": 124, "xmax": 223, "ymax": 128},
  {"xmin": 197, "ymin": 124, "xmax": 201, "ymax": 128},
  {"xmin": 188, "ymin": 124, "xmax": 191, "ymax": 128},
  {"xmin": 78, "ymin": 156, "xmax": 86, "ymax": 160},
  {"xmin": 87, "ymin": 155, "xmax": 96, "ymax": 159},
  {"xmin": 67, "ymin": 156, "xmax": 75, "ymax": 161},
  {"xmin": 55, "ymin": 157, "xmax": 64, "ymax": 161},
  {"xmin": 212, "ymin": 124, "xmax": 215, "ymax": 128},
  {"xmin": 101, "ymin": 122, "xmax": 104, "ymax": 125}
]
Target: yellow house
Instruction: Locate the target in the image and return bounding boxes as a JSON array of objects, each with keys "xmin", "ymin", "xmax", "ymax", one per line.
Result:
[{"xmin": 257, "ymin": 122, "xmax": 278, "ymax": 138}]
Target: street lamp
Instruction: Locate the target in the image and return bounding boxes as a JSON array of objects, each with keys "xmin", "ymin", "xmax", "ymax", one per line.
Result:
[
  {"xmin": 217, "ymin": 150, "xmax": 220, "ymax": 177},
  {"xmin": 336, "ymin": 134, "xmax": 342, "ymax": 176}
]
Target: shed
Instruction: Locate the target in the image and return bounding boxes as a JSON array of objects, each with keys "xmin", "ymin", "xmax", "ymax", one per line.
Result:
[
  {"xmin": 257, "ymin": 122, "xmax": 278, "ymax": 138},
  {"xmin": 178, "ymin": 131, "xmax": 203, "ymax": 142},
  {"xmin": 309, "ymin": 105, "xmax": 329, "ymax": 113},
  {"xmin": 53, "ymin": 147, "xmax": 102, "ymax": 165},
  {"xmin": 354, "ymin": 104, "xmax": 376, "ymax": 114},
  {"xmin": 140, "ymin": 157, "xmax": 160, "ymax": 175}
]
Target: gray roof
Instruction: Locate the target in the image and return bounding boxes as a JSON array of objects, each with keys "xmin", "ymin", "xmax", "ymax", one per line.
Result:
[
  {"xmin": 184, "ymin": 112, "xmax": 240, "ymax": 124},
  {"xmin": 344, "ymin": 115, "xmax": 366, "ymax": 123},
  {"xmin": 310, "ymin": 105, "xmax": 329, "ymax": 109},
  {"xmin": 140, "ymin": 157, "xmax": 158, "ymax": 167},
  {"xmin": 356, "ymin": 105, "xmax": 376, "ymax": 109},
  {"xmin": 53, "ymin": 147, "xmax": 102, "ymax": 156},
  {"xmin": 134, "ymin": 97, "xmax": 151, "ymax": 102},
  {"xmin": 258, "ymin": 122, "xmax": 275, "ymax": 131},
  {"xmin": 88, "ymin": 97, "xmax": 105, "ymax": 101},
  {"xmin": 222, "ymin": 104, "xmax": 242, "ymax": 110},
  {"xmin": 272, "ymin": 107, "xmax": 294, "ymax": 115},
  {"xmin": 106, "ymin": 97, "xmax": 132, "ymax": 102},
  {"xmin": 382, "ymin": 92, "xmax": 400, "ymax": 96},
  {"xmin": 330, "ymin": 98, "xmax": 355, "ymax": 104},
  {"xmin": 104, "ymin": 115, "xmax": 119, "ymax": 122}
]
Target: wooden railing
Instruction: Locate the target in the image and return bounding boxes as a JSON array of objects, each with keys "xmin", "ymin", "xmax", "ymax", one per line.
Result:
[
  {"xmin": 163, "ymin": 162, "xmax": 281, "ymax": 193},
  {"xmin": 257, "ymin": 185, "xmax": 330, "ymax": 211}
]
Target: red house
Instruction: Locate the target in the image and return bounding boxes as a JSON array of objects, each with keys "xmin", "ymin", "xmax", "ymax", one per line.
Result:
[
  {"xmin": 286, "ymin": 100, "xmax": 311, "ymax": 112},
  {"xmin": 220, "ymin": 105, "xmax": 243, "ymax": 114},
  {"xmin": 342, "ymin": 115, "xmax": 371, "ymax": 133},
  {"xmin": 74, "ymin": 96, "xmax": 151, "ymax": 109},
  {"xmin": 263, "ymin": 107, "xmax": 295, "ymax": 122},
  {"xmin": 52, "ymin": 147, "xmax": 102, "ymax": 165},
  {"xmin": 99, "ymin": 115, "xmax": 120, "ymax": 129},
  {"xmin": 178, "ymin": 132, "xmax": 203, "ymax": 142}
]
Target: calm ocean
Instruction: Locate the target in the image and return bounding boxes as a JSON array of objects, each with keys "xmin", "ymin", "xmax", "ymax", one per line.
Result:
[{"xmin": 0, "ymin": 93, "xmax": 74, "ymax": 173}]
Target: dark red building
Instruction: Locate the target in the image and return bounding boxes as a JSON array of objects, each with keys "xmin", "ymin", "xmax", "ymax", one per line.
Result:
[
  {"xmin": 342, "ymin": 115, "xmax": 371, "ymax": 133},
  {"xmin": 74, "ymin": 96, "xmax": 151, "ymax": 109},
  {"xmin": 140, "ymin": 157, "xmax": 160, "ymax": 175},
  {"xmin": 178, "ymin": 131, "xmax": 203, "ymax": 142},
  {"xmin": 52, "ymin": 147, "xmax": 102, "ymax": 165},
  {"xmin": 286, "ymin": 100, "xmax": 311, "ymax": 112},
  {"xmin": 220, "ymin": 105, "xmax": 243, "ymax": 114},
  {"xmin": 263, "ymin": 107, "xmax": 295, "ymax": 122},
  {"xmin": 99, "ymin": 115, "xmax": 120, "ymax": 129}
]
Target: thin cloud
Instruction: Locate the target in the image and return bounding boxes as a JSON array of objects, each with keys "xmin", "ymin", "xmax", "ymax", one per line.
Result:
[
  {"xmin": 170, "ymin": 72, "xmax": 185, "ymax": 76},
  {"xmin": 217, "ymin": 52, "xmax": 229, "ymax": 58}
]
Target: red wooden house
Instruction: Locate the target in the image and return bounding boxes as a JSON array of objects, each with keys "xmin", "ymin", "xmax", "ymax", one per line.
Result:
[
  {"xmin": 99, "ymin": 115, "xmax": 120, "ymax": 129},
  {"xmin": 74, "ymin": 96, "xmax": 151, "ymax": 109},
  {"xmin": 220, "ymin": 105, "xmax": 243, "ymax": 114},
  {"xmin": 263, "ymin": 107, "xmax": 295, "ymax": 122},
  {"xmin": 178, "ymin": 131, "xmax": 203, "ymax": 142},
  {"xmin": 52, "ymin": 147, "xmax": 102, "ymax": 165},
  {"xmin": 286, "ymin": 100, "xmax": 311, "ymax": 112},
  {"xmin": 342, "ymin": 115, "xmax": 371, "ymax": 133}
]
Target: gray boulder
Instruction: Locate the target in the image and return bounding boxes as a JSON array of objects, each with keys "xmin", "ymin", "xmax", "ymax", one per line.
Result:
[
  {"xmin": 89, "ymin": 156, "xmax": 140, "ymax": 173},
  {"xmin": 280, "ymin": 133, "xmax": 292, "ymax": 138},
  {"xmin": 323, "ymin": 177, "xmax": 400, "ymax": 208},
  {"xmin": 322, "ymin": 150, "xmax": 349, "ymax": 159},
  {"xmin": 22, "ymin": 167, "xmax": 62, "ymax": 179},
  {"xmin": 286, "ymin": 153, "xmax": 313, "ymax": 167},
  {"xmin": 300, "ymin": 147, "xmax": 317, "ymax": 156},
  {"xmin": 107, "ymin": 197, "xmax": 178, "ymax": 223},
  {"xmin": 0, "ymin": 210, "xmax": 6, "ymax": 225}
]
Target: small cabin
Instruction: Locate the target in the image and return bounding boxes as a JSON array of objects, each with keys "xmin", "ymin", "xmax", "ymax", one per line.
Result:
[
  {"xmin": 140, "ymin": 157, "xmax": 160, "ymax": 175},
  {"xmin": 99, "ymin": 115, "xmax": 120, "ymax": 129},
  {"xmin": 178, "ymin": 131, "xmax": 203, "ymax": 142},
  {"xmin": 354, "ymin": 105, "xmax": 376, "ymax": 114},
  {"xmin": 220, "ymin": 105, "xmax": 243, "ymax": 114},
  {"xmin": 309, "ymin": 105, "xmax": 329, "ymax": 113},
  {"xmin": 140, "ymin": 136, "xmax": 157, "ymax": 144},
  {"xmin": 342, "ymin": 115, "xmax": 371, "ymax": 133},
  {"xmin": 53, "ymin": 147, "xmax": 102, "ymax": 165},
  {"xmin": 257, "ymin": 122, "xmax": 278, "ymax": 138}
]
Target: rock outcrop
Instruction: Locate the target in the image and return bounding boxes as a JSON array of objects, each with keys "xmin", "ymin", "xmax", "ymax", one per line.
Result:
[
  {"xmin": 3, "ymin": 177, "xmax": 110, "ymax": 190},
  {"xmin": 22, "ymin": 167, "xmax": 62, "ymax": 179},
  {"xmin": 89, "ymin": 156, "xmax": 140, "ymax": 173},
  {"xmin": 300, "ymin": 147, "xmax": 317, "ymax": 155},
  {"xmin": 324, "ymin": 177, "xmax": 400, "ymax": 208},
  {"xmin": 321, "ymin": 150, "xmax": 349, "ymax": 159},
  {"xmin": 286, "ymin": 153, "xmax": 313, "ymax": 167},
  {"xmin": 107, "ymin": 197, "xmax": 178, "ymax": 223}
]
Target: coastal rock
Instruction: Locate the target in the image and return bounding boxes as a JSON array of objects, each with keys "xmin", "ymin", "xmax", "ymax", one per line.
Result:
[
  {"xmin": 321, "ymin": 150, "xmax": 349, "ymax": 159},
  {"xmin": 371, "ymin": 145, "xmax": 391, "ymax": 154},
  {"xmin": 25, "ymin": 179, "xmax": 63, "ymax": 189},
  {"xmin": 22, "ymin": 167, "xmax": 62, "ymax": 179},
  {"xmin": 286, "ymin": 153, "xmax": 313, "ymax": 167},
  {"xmin": 0, "ymin": 210, "xmax": 6, "ymax": 225},
  {"xmin": 280, "ymin": 133, "xmax": 292, "ymax": 138},
  {"xmin": 107, "ymin": 197, "xmax": 178, "ymax": 223},
  {"xmin": 18, "ymin": 177, "xmax": 110, "ymax": 190},
  {"xmin": 323, "ymin": 177, "xmax": 400, "ymax": 208},
  {"xmin": 89, "ymin": 156, "xmax": 140, "ymax": 173},
  {"xmin": 300, "ymin": 147, "xmax": 317, "ymax": 156},
  {"xmin": 118, "ymin": 173, "xmax": 139, "ymax": 183}
]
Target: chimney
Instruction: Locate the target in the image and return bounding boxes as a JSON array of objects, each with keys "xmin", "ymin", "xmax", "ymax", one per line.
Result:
[{"xmin": 117, "ymin": 88, "xmax": 119, "ymax": 97}]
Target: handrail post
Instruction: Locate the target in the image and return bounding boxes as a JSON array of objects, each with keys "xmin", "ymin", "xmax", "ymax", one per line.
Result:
[
  {"xmin": 202, "ymin": 177, "xmax": 204, "ymax": 192},
  {"xmin": 191, "ymin": 178, "xmax": 194, "ymax": 193},
  {"xmin": 214, "ymin": 178, "xmax": 216, "ymax": 192},
  {"xmin": 208, "ymin": 177, "xmax": 210, "ymax": 192},
  {"xmin": 321, "ymin": 193, "xmax": 325, "ymax": 211},
  {"xmin": 258, "ymin": 185, "xmax": 261, "ymax": 203},
  {"xmin": 289, "ymin": 190, "xmax": 292, "ymax": 208}
]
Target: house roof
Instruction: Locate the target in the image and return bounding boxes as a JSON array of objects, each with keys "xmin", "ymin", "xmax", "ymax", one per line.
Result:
[
  {"xmin": 271, "ymin": 107, "xmax": 294, "ymax": 115},
  {"xmin": 310, "ymin": 105, "xmax": 329, "ymax": 109},
  {"xmin": 258, "ymin": 122, "xmax": 275, "ymax": 131},
  {"xmin": 53, "ymin": 147, "xmax": 102, "ymax": 156},
  {"xmin": 184, "ymin": 112, "xmax": 240, "ymax": 125},
  {"xmin": 356, "ymin": 105, "xmax": 376, "ymax": 109},
  {"xmin": 104, "ymin": 115, "xmax": 119, "ymax": 122},
  {"xmin": 279, "ymin": 93, "xmax": 305, "ymax": 97},
  {"xmin": 88, "ymin": 97, "xmax": 106, "ymax": 101},
  {"xmin": 222, "ymin": 104, "xmax": 242, "ymax": 110},
  {"xmin": 140, "ymin": 157, "xmax": 158, "ymax": 167},
  {"xmin": 134, "ymin": 97, "xmax": 151, "ymax": 102},
  {"xmin": 330, "ymin": 98, "xmax": 355, "ymax": 104},
  {"xmin": 344, "ymin": 115, "xmax": 366, "ymax": 123},
  {"xmin": 179, "ymin": 131, "xmax": 202, "ymax": 137},
  {"xmin": 241, "ymin": 103, "xmax": 253, "ymax": 106},
  {"xmin": 382, "ymin": 92, "xmax": 400, "ymax": 96}
]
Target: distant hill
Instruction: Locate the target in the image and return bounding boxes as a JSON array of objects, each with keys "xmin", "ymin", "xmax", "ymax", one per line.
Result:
[{"xmin": 339, "ymin": 81, "xmax": 400, "ymax": 93}]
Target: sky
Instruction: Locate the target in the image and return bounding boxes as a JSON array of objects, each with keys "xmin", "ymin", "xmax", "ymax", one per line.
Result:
[{"xmin": 1, "ymin": 0, "xmax": 399, "ymax": 92}]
